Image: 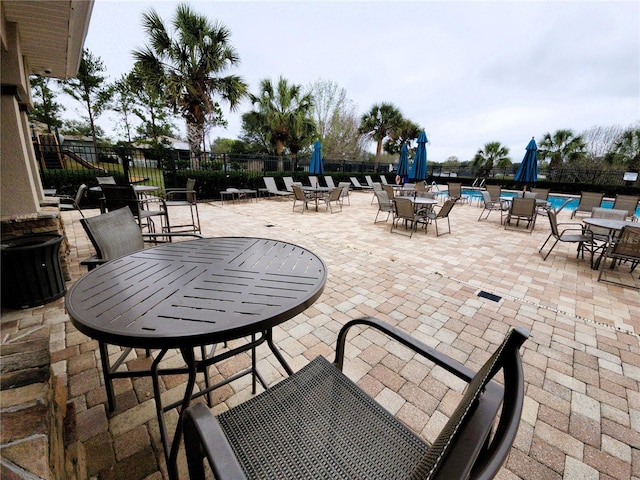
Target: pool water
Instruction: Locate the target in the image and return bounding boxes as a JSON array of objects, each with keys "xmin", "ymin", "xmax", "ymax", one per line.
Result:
[{"xmin": 457, "ymin": 189, "xmax": 640, "ymax": 216}]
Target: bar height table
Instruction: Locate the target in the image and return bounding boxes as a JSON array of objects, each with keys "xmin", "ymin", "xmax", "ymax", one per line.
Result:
[{"xmin": 65, "ymin": 237, "xmax": 327, "ymax": 479}]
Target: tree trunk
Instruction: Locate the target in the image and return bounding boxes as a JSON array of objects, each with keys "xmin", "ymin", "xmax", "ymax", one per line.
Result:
[
  {"xmin": 276, "ymin": 139, "xmax": 285, "ymax": 172},
  {"xmin": 187, "ymin": 121, "xmax": 204, "ymax": 169},
  {"xmin": 374, "ymin": 140, "xmax": 382, "ymax": 171}
]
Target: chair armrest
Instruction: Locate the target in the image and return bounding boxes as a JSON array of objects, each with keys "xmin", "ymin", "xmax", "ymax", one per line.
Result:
[
  {"xmin": 166, "ymin": 189, "xmax": 196, "ymax": 200},
  {"xmin": 79, "ymin": 256, "xmax": 106, "ymax": 271},
  {"xmin": 334, "ymin": 316, "xmax": 476, "ymax": 382},
  {"xmin": 141, "ymin": 233, "xmax": 203, "ymax": 244},
  {"xmin": 184, "ymin": 403, "xmax": 247, "ymax": 480},
  {"xmin": 559, "ymin": 226, "xmax": 593, "ymax": 238}
]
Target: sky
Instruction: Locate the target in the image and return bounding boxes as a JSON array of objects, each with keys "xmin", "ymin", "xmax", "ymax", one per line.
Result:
[{"xmin": 77, "ymin": 0, "xmax": 640, "ymax": 163}]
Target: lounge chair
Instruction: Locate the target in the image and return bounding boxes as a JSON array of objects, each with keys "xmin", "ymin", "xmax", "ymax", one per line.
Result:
[
  {"xmin": 263, "ymin": 177, "xmax": 293, "ymax": 199},
  {"xmin": 539, "ymin": 210, "xmax": 595, "ymax": 267},
  {"xmin": 184, "ymin": 318, "xmax": 529, "ymax": 480},
  {"xmin": 338, "ymin": 181, "xmax": 351, "ymax": 205},
  {"xmin": 391, "ymin": 197, "xmax": 427, "ymax": 237},
  {"xmin": 283, "ymin": 176, "xmax": 295, "ymax": 192},
  {"xmin": 477, "ymin": 190, "xmax": 508, "ymax": 224},
  {"xmin": 164, "ymin": 178, "xmax": 200, "ymax": 233},
  {"xmin": 504, "ymin": 197, "xmax": 537, "ymax": 233},
  {"xmin": 612, "ymin": 194, "xmax": 639, "ymax": 219},
  {"xmin": 373, "ymin": 190, "xmax": 393, "ymax": 223},
  {"xmin": 79, "ymin": 207, "xmax": 203, "ymax": 411},
  {"xmin": 308, "ymin": 175, "xmax": 319, "ymax": 188},
  {"xmin": 350, "ymin": 177, "xmax": 373, "ymax": 190},
  {"xmin": 570, "ymin": 191, "xmax": 604, "ymax": 219},
  {"xmin": 324, "ymin": 175, "xmax": 336, "ymax": 189},
  {"xmin": 597, "ymin": 225, "xmax": 640, "ymax": 289},
  {"xmin": 379, "ymin": 175, "xmax": 389, "ymax": 185},
  {"xmin": 365, "ymin": 175, "xmax": 376, "ymax": 188},
  {"xmin": 425, "ymin": 199, "xmax": 456, "ymax": 236}
]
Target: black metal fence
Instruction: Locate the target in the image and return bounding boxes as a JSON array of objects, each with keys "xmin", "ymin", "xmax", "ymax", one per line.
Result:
[{"xmin": 37, "ymin": 142, "xmax": 638, "ymax": 202}]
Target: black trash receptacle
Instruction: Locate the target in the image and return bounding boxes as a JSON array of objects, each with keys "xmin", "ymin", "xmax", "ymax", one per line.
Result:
[{"xmin": 1, "ymin": 234, "xmax": 66, "ymax": 309}]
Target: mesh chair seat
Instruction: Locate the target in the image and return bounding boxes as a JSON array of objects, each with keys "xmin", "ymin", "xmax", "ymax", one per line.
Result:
[{"xmin": 504, "ymin": 197, "xmax": 537, "ymax": 233}]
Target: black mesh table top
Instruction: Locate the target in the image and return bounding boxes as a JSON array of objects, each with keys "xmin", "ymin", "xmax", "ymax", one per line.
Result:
[{"xmin": 66, "ymin": 237, "xmax": 327, "ymax": 350}]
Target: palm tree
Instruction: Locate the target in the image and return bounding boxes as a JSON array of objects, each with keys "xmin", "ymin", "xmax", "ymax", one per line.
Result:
[
  {"xmin": 244, "ymin": 76, "xmax": 316, "ymax": 163},
  {"xmin": 472, "ymin": 142, "xmax": 510, "ymax": 177},
  {"xmin": 538, "ymin": 129, "xmax": 586, "ymax": 171},
  {"xmin": 383, "ymin": 118, "xmax": 421, "ymax": 155},
  {"xmin": 359, "ymin": 103, "xmax": 403, "ymax": 170},
  {"xmin": 133, "ymin": 3, "xmax": 247, "ymax": 166}
]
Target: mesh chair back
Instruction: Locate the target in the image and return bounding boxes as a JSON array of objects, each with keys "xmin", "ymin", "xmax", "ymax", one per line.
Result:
[
  {"xmin": 547, "ymin": 210, "xmax": 560, "ymax": 237},
  {"xmin": 382, "ymin": 184, "xmax": 395, "ymax": 199},
  {"xmin": 375, "ymin": 190, "xmax": 393, "ymax": 211},
  {"xmin": 327, "ymin": 187, "xmax": 342, "ymax": 202},
  {"xmin": 101, "ymin": 184, "xmax": 140, "ymax": 215},
  {"xmin": 437, "ymin": 199, "xmax": 456, "ymax": 219},
  {"xmin": 589, "ymin": 207, "xmax": 628, "ymax": 237},
  {"xmin": 365, "ymin": 175, "xmax": 375, "ymax": 187},
  {"xmin": 480, "ymin": 190, "xmax": 492, "ymax": 206},
  {"xmin": 486, "ymin": 185, "xmax": 501, "ymax": 201},
  {"xmin": 394, "ymin": 197, "xmax": 415, "ymax": 220},
  {"xmin": 531, "ymin": 188, "xmax": 549, "ymax": 200},
  {"xmin": 447, "ymin": 183, "xmax": 462, "ymax": 200},
  {"xmin": 185, "ymin": 178, "xmax": 196, "ymax": 203},
  {"xmin": 611, "ymin": 225, "xmax": 640, "ymax": 258},
  {"xmin": 379, "ymin": 175, "xmax": 388, "ymax": 185},
  {"xmin": 415, "ymin": 181, "xmax": 426, "ymax": 192},
  {"xmin": 612, "ymin": 194, "xmax": 639, "ymax": 217},
  {"xmin": 81, "ymin": 208, "xmax": 144, "ymax": 261},
  {"xmin": 74, "ymin": 184, "xmax": 88, "ymax": 206},
  {"xmin": 292, "ymin": 184, "xmax": 307, "ymax": 202},
  {"xmin": 575, "ymin": 191, "xmax": 604, "ymax": 214},
  {"xmin": 510, "ymin": 197, "xmax": 536, "ymax": 217}
]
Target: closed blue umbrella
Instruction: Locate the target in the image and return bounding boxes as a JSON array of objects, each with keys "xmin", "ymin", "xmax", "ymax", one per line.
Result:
[
  {"xmin": 409, "ymin": 130, "xmax": 428, "ymax": 181},
  {"xmin": 396, "ymin": 143, "xmax": 410, "ymax": 182},
  {"xmin": 514, "ymin": 137, "xmax": 538, "ymax": 183},
  {"xmin": 309, "ymin": 140, "xmax": 324, "ymax": 175}
]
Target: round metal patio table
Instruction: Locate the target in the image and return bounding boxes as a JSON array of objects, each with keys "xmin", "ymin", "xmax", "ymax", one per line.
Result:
[{"xmin": 65, "ymin": 236, "xmax": 327, "ymax": 479}]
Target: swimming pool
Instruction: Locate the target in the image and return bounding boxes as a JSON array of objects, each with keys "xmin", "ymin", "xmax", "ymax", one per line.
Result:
[{"xmin": 456, "ymin": 189, "xmax": 640, "ymax": 216}]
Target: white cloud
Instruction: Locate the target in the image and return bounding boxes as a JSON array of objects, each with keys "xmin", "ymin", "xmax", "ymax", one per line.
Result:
[{"xmin": 76, "ymin": 0, "xmax": 639, "ymax": 163}]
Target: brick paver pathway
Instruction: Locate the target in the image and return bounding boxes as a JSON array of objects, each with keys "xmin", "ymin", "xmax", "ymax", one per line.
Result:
[{"xmin": 2, "ymin": 189, "xmax": 638, "ymax": 480}]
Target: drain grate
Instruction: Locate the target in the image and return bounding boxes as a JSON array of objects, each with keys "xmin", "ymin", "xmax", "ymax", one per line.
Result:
[{"xmin": 477, "ymin": 290, "xmax": 502, "ymax": 302}]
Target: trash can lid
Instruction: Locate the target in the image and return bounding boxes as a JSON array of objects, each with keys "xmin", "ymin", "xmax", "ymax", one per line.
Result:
[{"xmin": 1, "ymin": 234, "xmax": 62, "ymax": 250}]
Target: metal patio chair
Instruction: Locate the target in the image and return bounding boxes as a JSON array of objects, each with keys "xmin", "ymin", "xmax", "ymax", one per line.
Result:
[
  {"xmin": 504, "ymin": 197, "xmax": 537, "ymax": 233},
  {"xmin": 184, "ymin": 318, "xmax": 529, "ymax": 480},
  {"xmin": 79, "ymin": 207, "xmax": 204, "ymax": 411},
  {"xmin": 100, "ymin": 183, "xmax": 169, "ymax": 233},
  {"xmin": 58, "ymin": 183, "xmax": 87, "ymax": 218},
  {"xmin": 478, "ymin": 190, "xmax": 508, "ymax": 224},
  {"xmin": 539, "ymin": 210, "xmax": 595, "ymax": 267},
  {"xmin": 391, "ymin": 197, "xmax": 427, "ymax": 237},
  {"xmin": 597, "ymin": 225, "xmax": 640, "ymax": 289},
  {"xmin": 611, "ymin": 194, "xmax": 639, "ymax": 220},
  {"xmin": 164, "ymin": 178, "xmax": 201, "ymax": 233},
  {"xmin": 425, "ymin": 199, "xmax": 456, "ymax": 236},
  {"xmin": 570, "ymin": 191, "xmax": 604, "ymax": 219},
  {"xmin": 373, "ymin": 189, "xmax": 394, "ymax": 223}
]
